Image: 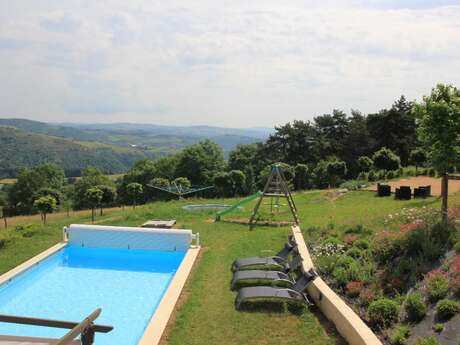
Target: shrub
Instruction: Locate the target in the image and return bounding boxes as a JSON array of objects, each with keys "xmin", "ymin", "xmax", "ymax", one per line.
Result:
[
  {"xmin": 433, "ymin": 323, "xmax": 444, "ymax": 333},
  {"xmin": 389, "ymin": 325, "xmax": 411, "ymax": 345},
  {"xmin": 357, "ymin": 172, "xmax": 368, "ymax": 181},
  {"xmin": 353, "ymin": 238, "xmax": 370, "ymax": 250},
  {"xmin": 344, "ymin": 224, "xmax": 366, "ymax": 234},
  {"xmin": 426, "ymin": 270, "xmax": 449, "ymax": 301},
  {"xmin": 454, "ymin": 241, "xmax": 460, "ymax": 253},
  {"xmin": 428, "ymin": 168, "xmax": 436, "ymax": 177},
  {"xmin": 345, "ymin": 281, "xmax": 363, "ymax": 298},
  {"xmin": 339, "ymin": 180, "xmax": 367, "ymax": 191},
  {"xmin": 368, "ymin": 298, "xmax": 399, "ymax": 328},
  {"xmin": 414, "ymin": 337, "xmax": 441, "ymax": 345},
  {"xmin": 346, "ymin": 247, "xmax": 363, "ymax": 259},
  {"xmin": 368, "ymin": 170, "xmax": 377, "ymax": 182},
  {"xmin": 405, "ymin": 293, "xmax": 427, "ymax": 322},
  {"xmin": 436, "ymin": 299, "xmax": 460, "ymax": 320},
  {"xmin": 332, "ymin": 267, "xmax": 348, "ymax": 286},
  {"xmin": 387, "ymin": 171, "xmax": 395, "ymax": 179}
]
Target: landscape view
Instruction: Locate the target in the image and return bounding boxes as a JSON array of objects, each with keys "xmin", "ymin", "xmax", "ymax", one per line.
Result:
[{"xmin": 0, "ymin": 2, "xmax": 460, "ymax": 345}]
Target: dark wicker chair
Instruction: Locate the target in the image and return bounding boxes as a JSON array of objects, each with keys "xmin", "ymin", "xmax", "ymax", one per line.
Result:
[{"xmin": 377, "ymin": 183, "xmax": 391, "ymax": 197}]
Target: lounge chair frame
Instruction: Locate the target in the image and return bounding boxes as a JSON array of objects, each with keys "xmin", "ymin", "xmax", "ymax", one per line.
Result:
[{"xmin": 0, "ymin": 309, "xmax": 113, "ymax": 345}]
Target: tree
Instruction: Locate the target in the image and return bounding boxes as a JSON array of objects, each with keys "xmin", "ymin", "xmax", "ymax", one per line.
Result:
[
  {"xmin": 126, "ymin": 182, "xmax": 143, "ymax": 209},
  {"xmin": 229, "ymin": 170, "xmax": 246, "ymax": 196},
  {"xmin": 326, "ymin": 159, "xmax": 347, "ymax": 188},
  {"xmin": 413, "ymin": 84, "xmax": 460, "ymax": 221},
  {"xmin": 409, "ymin": 149, "xmax": 427, "ymax": 175},
  {"xmin": 7, "ymin": 163, "xmax": 65, "ymax": 215},
  {"xmin": 357, "ymin": 156, "xmax": 373, "ymax": 173},
  {"xmin": 151, "ymin": 177, "xmax": 170, "ymax": 188},
  {"xmin": 73, "ymin": 167, "xmax": 112, "ymax": 210},
  {"xmin": 294, "ymin": 164, "xmax": 309, "ymax": 190},
  {"xmin": 33, "ymin": 196, "xmax": 57, "ymax": 224},
  {"xmin": 175, "ymin": 140, "xmax": 225, "ymax": 185},
  {"xmin": 367, "ymin": 96, "xmax": 417, "ymax": 165},
  {"xmin": 173, "ymin": 177, "xmax": 191, "ymax": 188},
  {"xmin": 85, "ymin": 187, "xmax": 103, "ymax": 223},
  {"xmin": 214, "ymin": 172, "xmax": 233, "ymax": 197},
  {"xmin": 98, "ymin": 185, "xmax": 116, "ymax": 215},
  {"xmin": 372, "ymin": 147, "xmax": 401, "ymax": 172}
]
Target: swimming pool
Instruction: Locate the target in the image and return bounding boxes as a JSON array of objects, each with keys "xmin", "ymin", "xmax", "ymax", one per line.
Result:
[{"xmin": 0, "ymin": 225, "xmax": 199, "ymax": 345}]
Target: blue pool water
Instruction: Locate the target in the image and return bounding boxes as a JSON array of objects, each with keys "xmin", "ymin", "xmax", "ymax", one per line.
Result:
[{"xmin": 0, "ymin": 245, "xmax": 185, "ymax": 345}]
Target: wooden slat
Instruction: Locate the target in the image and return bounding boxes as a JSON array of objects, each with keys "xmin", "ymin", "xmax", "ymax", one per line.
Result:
[{"xmin": 0, "ymin": 314, "xmax": 112, "ymax": 333}]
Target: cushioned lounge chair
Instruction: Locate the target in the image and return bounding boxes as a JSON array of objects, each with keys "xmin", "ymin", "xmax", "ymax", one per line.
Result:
[
  {"xmin": 231, "ymin": 255, "xmax": 303, "ymax": 290},
  {"xmin": 0, "ymin": 309, "xmax": 113, "ymax": 345},
  {"xmin": 232, "ymin": 237, "xmax": 296, "ymax": 272},
  {"xmin": 235, "ymin": 270, "xmax": 317, "ymax": 310}
]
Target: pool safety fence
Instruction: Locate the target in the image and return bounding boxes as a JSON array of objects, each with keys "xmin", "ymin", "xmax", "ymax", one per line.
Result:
[{"xmin": 63, "ymin": 224, "xmax": 199, "ymax": 251}]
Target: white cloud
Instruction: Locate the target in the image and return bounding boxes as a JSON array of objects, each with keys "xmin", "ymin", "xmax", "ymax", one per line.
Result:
[{"xmin": 0, "ymin": 1, "xmax": 459, "ymax": 126}]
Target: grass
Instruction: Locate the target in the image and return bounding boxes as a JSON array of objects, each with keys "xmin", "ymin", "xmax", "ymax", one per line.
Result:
[{"xmin": 1, "ymin": 190, "xmax": 459, "ymax": 344}]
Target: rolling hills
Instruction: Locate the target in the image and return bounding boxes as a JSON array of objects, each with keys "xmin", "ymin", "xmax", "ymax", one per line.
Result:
[{"xmin": 0, "ymin": 119, "xmax": 272, "ymax": 177}]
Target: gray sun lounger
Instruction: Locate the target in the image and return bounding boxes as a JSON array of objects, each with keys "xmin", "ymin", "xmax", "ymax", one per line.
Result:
[
  {"xmin": 235, "ymin": 270, "xmax": 317, "ymax": 310},
  {"xmin": 231, "ymin": 255, "xmax": 303, "ymax": 290},
  {"xmin": 232, "ymin": 237, "xmax": 296, "ymax": 272}
]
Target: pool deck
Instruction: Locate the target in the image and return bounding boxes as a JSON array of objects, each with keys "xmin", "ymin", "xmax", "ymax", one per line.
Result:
[{"xmin": 0, "ymin": 240, "xmax": 200, "ymax": 345}]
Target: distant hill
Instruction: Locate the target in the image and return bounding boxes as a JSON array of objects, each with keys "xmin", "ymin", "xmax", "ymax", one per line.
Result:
[
  {"xmin": 0, "ymin": 126, "xmax": 152, "ymax": 177},
  {"xmin": 0, "ymin": 119, "xmax": 273, "ymax": 178}
]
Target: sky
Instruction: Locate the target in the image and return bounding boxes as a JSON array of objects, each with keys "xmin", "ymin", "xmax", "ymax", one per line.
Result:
[{"xmin": 0, "ymin": 0, "xmax": 459, "ymax": 127}]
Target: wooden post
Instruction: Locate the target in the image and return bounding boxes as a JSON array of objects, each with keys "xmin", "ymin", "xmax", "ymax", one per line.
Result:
[{"xmin": 441, "ymin": 172, "xmax": 449, "ymax": 223}]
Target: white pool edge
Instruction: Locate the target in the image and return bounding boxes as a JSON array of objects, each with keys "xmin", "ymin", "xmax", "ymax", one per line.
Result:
[{"xmin": 138, "ymin": 246, "xmax": 200, "ymax": 345}]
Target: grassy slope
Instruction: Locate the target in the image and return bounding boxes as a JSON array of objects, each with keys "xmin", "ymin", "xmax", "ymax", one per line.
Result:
[{"xmin": 1, "ymin": 191, "xmax": 459, "ymax": 345}]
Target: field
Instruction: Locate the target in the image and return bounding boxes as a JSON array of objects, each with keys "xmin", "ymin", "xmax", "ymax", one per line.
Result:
[{"xmin": 1, "ymin": 190, "xmax": 459, "ymax": 345}]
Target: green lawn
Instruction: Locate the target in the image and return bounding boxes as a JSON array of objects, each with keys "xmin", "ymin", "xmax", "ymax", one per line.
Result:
[{"xmin": 0, "ymin": 190, "xmax": 459, "ymax": 345}]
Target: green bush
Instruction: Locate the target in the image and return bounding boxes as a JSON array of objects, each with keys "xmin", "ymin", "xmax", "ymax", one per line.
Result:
[
  {"xmin": 346, "ymin": 247, "xmax": 363, "ymax": 259},
  {"xmin": 368, "ymin": 298, "xmax": 399, "ymax": 328},
  {"xmin": 428, "ymin": 168, "xmax": 436, "ymax": 177},
  {"xmin": 387, "ymin": 171, "xmax": 395, "ymax": 179},
  {"xmin": 332, "ymin": 267, "xmax": 348, "ymax": 286},
  {"xmin": 353, "ymin": 238, "xmax": 370, "ymax": 250},
  {"xmin": 433, "ymin": 323, "xmax": 444, "ymax": 333},
  {"xmin": 436, "ymin": 299, "xmax": 460, "ymax": 320},
  {"xmin": 405, "ymin": 293, "xmax": 427, "ymax": 322},
  {"xmin": 427, "ymin": 273, "xmax": 449, "ymax": 301},
  {"xmin": 321, "ymin": 236, "xmax": 343, "ymax": 246},
  {"xmin": 339, "ymin": 180, "xmax": 367, "ymax": 191},
  {"xmin": 414, "ymin": 337, "xmax": 441, "ymax": 345},
  {"xmin": 389, "ymin": 325, "xmax": 411, "ymax": 345},
  {"xmin": 0, "ymin": 232, "xmax": 11, "ymax": 249}
]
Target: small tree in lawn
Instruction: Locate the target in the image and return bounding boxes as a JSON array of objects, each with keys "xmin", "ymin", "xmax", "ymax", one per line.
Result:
[
  {"xmin": 413, "ymin": 84, "xmax": 460, "ymax": 222},
  {"xmin": 372, "ymin": 147, "xmax": 401, "ymax": 173},
  {"xmin": 126, "ymin": 182, "xmax": 143, "ymax": 209},
  {"xmin": 357, "ymin": 156, "xmax": 373, "ymax": 173},
  {"xmin": 85, "ymin": 187, "xmax": 103, "ymax": 223},
  {"xmin": 33, "ymin": 196, "xmax": 57, "ymax": 224},
  {"xmin": 410, "ymin": 148, "xmax": 427, "ymax": 175}
]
